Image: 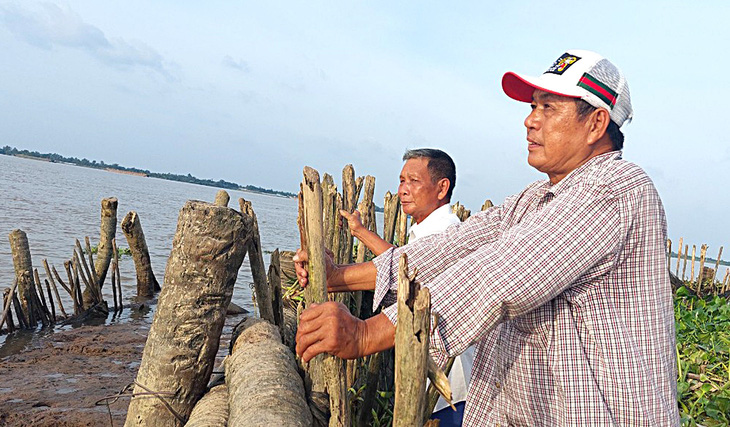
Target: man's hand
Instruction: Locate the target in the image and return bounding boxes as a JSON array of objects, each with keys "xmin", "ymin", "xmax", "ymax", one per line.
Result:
[
  {"xmin": 340, "ymin": 209, "xmax": 365, "ymax": 238},
  {"xmin": 296, "ymin": 301, "xmax": 367, "ymax": 362},
  {"xmin": 293, "ymin": 247, "xmax": 335, "ymax": 288}
]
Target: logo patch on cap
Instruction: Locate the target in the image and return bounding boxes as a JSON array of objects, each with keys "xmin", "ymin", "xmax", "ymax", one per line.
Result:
[{"xmin": 545, "ymin": 53, "xmax": 581, "ymax": 75}]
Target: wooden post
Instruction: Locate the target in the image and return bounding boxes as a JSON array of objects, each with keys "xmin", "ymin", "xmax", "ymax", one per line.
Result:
[
  {"xmin": 0, "ymin": 278, "xmax": 19, "ymax": 332},
  {"xmin": 383, "ymin": 191, "xmax": 400, "ymax": 245},
  {"xmin": 681, "ymin": 244, "xmax": 689, "ymax": 281},
  {"xmin": 666, "ymin": 239, "xmax": 672, "ymax": 268},
  {"xmin": 722, "ymin": 269, "xmax": 730, "ymax": 294},
  {"xmin": 711, "ymin": 246, "xmax": 723, "ymax": 287},
  {"xmin": 225, "ymin": 318, "xmax": 312, "ymax": 426},
  {"xmin": 33, "ymin": 268, "xmax": 51, "ymax": 325},
  {"xmin": 397, "ymin": 205, "xmax": 408, "ymax": 246},
  {"xmin": 44, "ymin": 279, "xmax": 56, "ymax": 322},
  {"xmin": 321, "ymin": 173, "xmax": 337, "ymax": 251},
  {"xmin": 214, "ymin": 190, "xmax": 230, "ymax": 207},
  {"xmin": 339, "ymin": 164, "xmax": 357, "ymax": 264},
  {"xmin": 63, "ymin": 260, "xmax": 80, "ymax": 315},
  {"xmin": 481, "ymin": 199, "xmax": 494, "ymax": 211},
  {"xmin": 11, "ymin": 291, "xmax": 27, "ymax": 329},
  {"xmin": 393, "ymin": 253, "xmax": 431, "ymax": 426},
  {"xmin": 94, "ymin": 197, "xmax": 118, "ymax": 289},
  {"xmin": 121, "ymin": 211, "xmax": 159, "ymax": 298},
  {"xmin": 239, "ymin": 198, "xmax": 275, "ymax": 324},
  {"xmin": 675, "ymin": 237, "xmax": 683, "ymax": 276},
  {"xmin": 690, "ymin": 245, "xmax": 697, "ymax": 284},
  {"xmin": 125, "ymin": 201, "xmax": 250, "ymax": 426},
  {"xmin": 696, "ymin": 244, "xmax": 707, "ymax": 295},
  {"xmin": 268, "ymin": 249, "xmax": 285, "ymax": 332},
  {"xmin": 301, "ymin": 167, "xmax": 349, "ymax": 427},
  {"xmin": 43, "ymin": 259, "xmax": 68, "ymax": 318},
  {"xmin": 8, "ymin": 229, "xmax": 36, "ymax": 327}
]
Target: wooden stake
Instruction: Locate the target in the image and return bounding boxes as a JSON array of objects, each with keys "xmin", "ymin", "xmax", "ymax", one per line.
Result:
[
  {"xmin": 690, "ymin": 245, "xmax": 696, "ymax": 284},
  {"xmin": 63, "ymin": 260, "xmax": 80, "ymax": 315},
  {"xmin": 696, "ymin": 244, "xmax": 707, "ymax": 295},
  {"xmin": 94, "ymin": 197, "xmax": 118, "ymax": 289},
  {"xmin": 666, "ymin": 239, "xmax": 672, "ymax": 269},
  {"xmin": 0, "ymin": 278, "xmax": 19, "ymax": 332},
  {"xmin": 393, "ymin": 253, "xmax": 430, "ymax": 426},
  {"xmin": 681, "ymin": 244, "xmax": 689, "ymax": 281},
  {"xmin": 722, "ymin": 269, "xmax": 730, "ymax": 294},
  {"xmin": 214, "ymin": 189, "xmax": 229, "ymax": 207},
  {"xmin": 12, "ymin": 291, "xmax": 27, "ymax": 329},
  {"xmin": 125, "ymin": 201, "xmax": 250, "ymax": 426},
  {"xmin": 383, "ymin": 191, "xmax": 400, "ymax": 245},
  {"xmin": 675, "ymin": 237, "xmax": 683, "ymax": 276},
  {"xmin": 397, "ymin": 205, "xmax": 408, "ymax": 246},
  {"xmin": 45, "ymin": 279, "xmax": 56, "ymax": 322},
  {"xmin": 301, "ymin": 166, "xmax": 349, "ymax": 427},
  {"xmin": 85, "ymin": 236, "xmax": 103, "ymax": 303},
  {"xmin": 121, "ymin": 211, "xmax": 159, "ymax": 297},
  {"xmin": 239, "ymin": 198, "xmax": 275, "ymax": 324},
  {"xmin": 340, "ymin": 164, "xmax": 357, "ymax": 264},
  {"xmin": 8, "ymin": 229, "xmax": 36, "ymax": 327},
  {"xmin": 711, "ymin": 246, "xmax": 723, "ymax": 287},
  {"xmin": 481, "ymin": 199, "xmax": 494, "ymax": 211},
  {"xmin": 44, "ymin": 259, "xmax": 68, "ymax": 318}
]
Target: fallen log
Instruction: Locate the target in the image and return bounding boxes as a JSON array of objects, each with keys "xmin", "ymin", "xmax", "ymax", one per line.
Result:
[
  {"xmin": 225, "ymin": 317, "xmax": 312, "ymax": 426},
  {"xmin": 124, "ymin": 201, "xmax": 251, "ymax": 426}
]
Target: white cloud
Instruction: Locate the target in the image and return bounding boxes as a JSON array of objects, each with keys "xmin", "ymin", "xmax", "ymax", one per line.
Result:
[{"xmin": 0, "ymin": 2, "xmax": 166, "ymax": 74}]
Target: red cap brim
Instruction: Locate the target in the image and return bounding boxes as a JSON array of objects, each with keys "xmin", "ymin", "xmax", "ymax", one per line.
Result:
[{"xmin": 502, "ymin": 72, "xmax": 582, "ymax": 103}]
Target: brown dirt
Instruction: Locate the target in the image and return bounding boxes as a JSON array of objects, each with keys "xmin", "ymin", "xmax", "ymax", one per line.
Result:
[{"xmin": 0, "ymin": 321, "xmax": 150, "ymax": 426}]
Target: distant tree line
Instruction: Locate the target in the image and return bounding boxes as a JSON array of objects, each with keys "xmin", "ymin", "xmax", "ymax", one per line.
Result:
[{"xmin": 0, "ymin": 145, "xmax": 296, "ymax": 198}]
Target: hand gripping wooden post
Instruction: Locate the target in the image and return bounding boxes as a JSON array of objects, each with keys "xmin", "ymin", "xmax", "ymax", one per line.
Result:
[
  {"xmin": 124, "ymin": 201, "xmax": 251, "ymax": 426},
  {"xmin": 393, "ymin": 253, "xmax": 431, "ymax": 426},
  {"xmin": 300, "ymin": 166, "xmax": 349, "ymax": 427}
]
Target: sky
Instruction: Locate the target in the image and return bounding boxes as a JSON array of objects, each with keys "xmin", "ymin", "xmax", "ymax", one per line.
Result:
[{"xmin": 1, "ymin": 1, "xmax": 728, "ymax": 253}]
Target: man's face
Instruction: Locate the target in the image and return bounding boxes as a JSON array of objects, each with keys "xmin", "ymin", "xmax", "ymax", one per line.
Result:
[
  {"xmin": 525, "ymin": 90, "xmax": 593, "ymax": 184},
  {"xmin": 398, "ymin": 157, "xmax": 444, "ymax": 224}
]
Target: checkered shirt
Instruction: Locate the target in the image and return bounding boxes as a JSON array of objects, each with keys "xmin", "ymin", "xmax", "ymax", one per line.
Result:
[{"xmin": 373, "ymin": 152, "xmax": 679, "ymax": 426}]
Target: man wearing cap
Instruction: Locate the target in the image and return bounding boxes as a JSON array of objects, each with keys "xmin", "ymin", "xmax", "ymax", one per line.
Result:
[{"xmin": 295, "ymin": 50, "xmax": 679, "ymax": 425}]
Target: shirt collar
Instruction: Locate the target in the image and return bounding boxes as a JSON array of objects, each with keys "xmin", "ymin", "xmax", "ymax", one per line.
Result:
[
  {"xmin": 543, "ymin": 150, "xmax": 623, "ymax": 196},
  {"xmin": 409, "ymin": 204, "xmax": 459, "ymax": 241}
]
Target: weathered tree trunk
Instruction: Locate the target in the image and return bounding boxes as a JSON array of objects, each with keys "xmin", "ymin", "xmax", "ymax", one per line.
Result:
[
  {"xmin": 124, "ymin": 201, "xmax": 250, "ymax": 427},
  {"xmin": 121, "ymin": 211, "xmax": 159, "ymax": 298},
  {"xmin": 225, "ymin": 317, "xmax": 312, "ymax": 426},
  {"xmin": 214, "ymin": 190, "xmax": 230, "ymax": 207},
  {"xmin": 8, "ymin": 229, "xmax": 35, "ymax": 327},
  {"xmin": 94, "ymin": 197, "xmax": 118, "ymax": 288},
  {"xmin": 301, "ymin": 167, "xmax": 349, "ymax": 427},
  {"xmin": 185, "ymin": 384, "xmax": 229, "ymax": 427},
  {"xmin": 393, "ymin": 253, "xmax": 431, "ymax": 427},
  {"xmin": 238, "ymin": 198, "xmax": 275, "ymax": 324}
]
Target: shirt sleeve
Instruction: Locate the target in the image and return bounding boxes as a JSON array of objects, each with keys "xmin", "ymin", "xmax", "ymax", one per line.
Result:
[
  {"xmin": 372, "ymin": 203, "xmax": 505, "ymax": 308},
  {"xmin": 378, "ymin": 182, "xmax": 622, "ymax": 357}
]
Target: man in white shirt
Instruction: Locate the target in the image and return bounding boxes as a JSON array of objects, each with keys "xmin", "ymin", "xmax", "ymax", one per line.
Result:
[{"xmin": 340, "ymin": 148, "xmax": 472, "ymax": 426}]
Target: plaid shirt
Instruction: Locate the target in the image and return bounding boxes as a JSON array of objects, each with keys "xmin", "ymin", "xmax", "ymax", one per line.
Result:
[{"xmin": 373, "ymin": 152, "xmax": 679, "ymax": 426}]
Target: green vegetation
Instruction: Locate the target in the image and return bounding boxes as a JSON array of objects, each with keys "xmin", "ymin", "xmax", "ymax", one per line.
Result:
[
  {"xmin": 86, "ymin": 245, "xmax": 132, "ymax": 257},
  {"xmin": 675, "ymin": 287, "xmax": 730, "ymax": 426},
  {"xmin": 0, "ymin": 145, "xmax": 296, "ymax": 198}
]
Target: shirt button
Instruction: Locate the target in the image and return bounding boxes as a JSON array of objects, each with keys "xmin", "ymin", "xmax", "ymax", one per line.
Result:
[{"xmin": 495, "ymin": 382, "xmax": 501, "ymax": 389}]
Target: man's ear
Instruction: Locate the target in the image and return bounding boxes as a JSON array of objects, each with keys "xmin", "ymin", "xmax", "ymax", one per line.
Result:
[
  {"xmin": 587, "ymin": 108, "xmax": 611, "ymax": 146},
  {"xmin": 436, "ymin": 178, "xmax": 450, "ymax": 201}
]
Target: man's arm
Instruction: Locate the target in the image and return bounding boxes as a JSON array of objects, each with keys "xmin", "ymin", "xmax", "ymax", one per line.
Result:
[
  {"xmin": 296, "ymin": 302, "xmax": 394, "ymax": 362},
  {"xmin": 340, "ymin": 209, "xmax": 394, "ymax": 256},
  {"xmin": 293, "ymin": 249, "xmax": 378, "ymax": 291}
]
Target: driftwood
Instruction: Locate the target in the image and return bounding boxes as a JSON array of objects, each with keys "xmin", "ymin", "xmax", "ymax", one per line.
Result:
[
  {"xmin": 301, "ymin": 167, "xmax": 349, "ymax": 427},
  {"xmin": 185, "ymin": 384, "xmax": 229, "ymax": 427},
  {"xmin": 121, "ymin": 211, "xmax": 159, "ymax": 298},
  {"xmin": 8, "ymin": 229, "xmax": 35, "ymax": 327},
  {"xmin": 393, "ymin": 253, "xmax": 431, "ymax": 426},
  {"xmin": 124, "ymin": 201, "xmax": 251, "ymax": 427},
  {"xmin": 225, "ymin": 317, "xmax": 312, "ymax": 426},
  {"xmin": 239, "ymin": 198, "xmax": 275, "ymax": 324}
]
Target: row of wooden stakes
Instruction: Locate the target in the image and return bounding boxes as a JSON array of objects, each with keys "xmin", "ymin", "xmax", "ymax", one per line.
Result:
[{"xmin": 667, "ymin": 238, "xmax": 729, "ymax": 297}]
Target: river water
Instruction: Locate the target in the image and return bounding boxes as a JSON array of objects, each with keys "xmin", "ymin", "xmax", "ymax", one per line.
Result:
[{"xmin": 0, "ymin": 154, "xmax": 300, "ymax": 346}]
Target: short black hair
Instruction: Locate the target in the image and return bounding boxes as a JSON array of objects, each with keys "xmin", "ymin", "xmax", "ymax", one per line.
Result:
[
  {"xmin": 402, "ymin": 148, "xmax": 456, "ymax": 201},
  {"xmin": 575, "ymin": 99, "xmax": 624, "ymax": 150}
]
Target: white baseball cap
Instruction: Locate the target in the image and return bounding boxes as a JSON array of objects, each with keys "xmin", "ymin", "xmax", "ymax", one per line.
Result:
[{"xmin": 502, "ymin": 49, "xmax": 633, "ymax": 127}]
